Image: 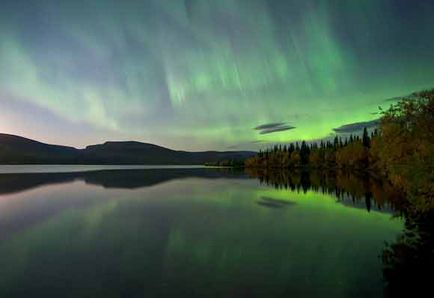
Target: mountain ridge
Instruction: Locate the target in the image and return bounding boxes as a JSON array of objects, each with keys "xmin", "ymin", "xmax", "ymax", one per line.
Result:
[{"xmin": 0, "ymin": 133, "xmax": 255, "ymax": 165}]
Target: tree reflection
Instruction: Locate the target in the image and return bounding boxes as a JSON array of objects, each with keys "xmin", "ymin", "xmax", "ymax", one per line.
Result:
[
  {"xmin": 382, "ymin": 208, "xmax": 434, "ymax": 297},
  {"xmin": 246, "ymin": 168, "xmax": 433, "ymax": 297},
  {"xmin": 246, "ymin": 168, "xmax": 407, "ymax": 213}
]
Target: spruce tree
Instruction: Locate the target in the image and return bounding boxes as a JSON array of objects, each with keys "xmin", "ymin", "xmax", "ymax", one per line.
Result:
[
  {"xmin": 362, "ymin": 127, "xmax": 370, "ymax": 148},
  {"xmin": 333, "ymin": 136, "xmax": 339, "ymax": 149},
  {"xmin": 300, "ymin": 141, "xmax": 310, "ymax": 165}
]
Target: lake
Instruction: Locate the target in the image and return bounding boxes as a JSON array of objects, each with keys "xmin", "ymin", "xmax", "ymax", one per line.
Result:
[{"xmin": 0, "ymin": 166, "xmax": 404, "ymax": 297}]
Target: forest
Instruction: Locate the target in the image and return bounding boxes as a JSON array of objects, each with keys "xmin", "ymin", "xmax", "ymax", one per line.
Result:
[
  {"xmin": 245, "ymin": 89, "xmax": 434, "ymax": 210},
  {"xmin": 245, "ymin": 89, "xmax": 433, "ymax": 296}
]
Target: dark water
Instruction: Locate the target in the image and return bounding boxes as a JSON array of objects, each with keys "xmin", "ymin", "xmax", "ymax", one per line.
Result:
[{"xmin": 0, "ymin": 167, "xmax": 404, "ymax": 297}]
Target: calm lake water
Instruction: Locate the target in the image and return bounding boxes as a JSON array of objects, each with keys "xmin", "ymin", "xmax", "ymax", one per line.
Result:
[{"xmin": 0, "ymin": 167, "xmax": 403, "ymax": 297}]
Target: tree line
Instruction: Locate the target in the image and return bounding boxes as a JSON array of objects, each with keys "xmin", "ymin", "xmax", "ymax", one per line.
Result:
[
  {"xmin": 246, "ymin": 89, "xmax": 433, "ymax": 295},
  {"xmin": 246, "ymin": 89, "xmax": 433, "ymax": 209},
  {"xmin": 245, "ymin": 128, "xmax": 376, "ymax": 170}
]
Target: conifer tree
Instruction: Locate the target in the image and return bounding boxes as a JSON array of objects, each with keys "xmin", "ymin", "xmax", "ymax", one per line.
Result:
[{"xmin": 362, "ymin": 127, "xmax": 370, "ymax": 148}]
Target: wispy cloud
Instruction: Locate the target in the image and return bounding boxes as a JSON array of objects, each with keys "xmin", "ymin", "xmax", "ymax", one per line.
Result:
[
  {"xmin": 333, "ymin": 119, "xmax": 379, "ymax": 134},
  {"xmin": 259, "ymin": 125, "xmax": 296, "ymax": 134},
  {"xmin": 254, "ymin": 122, "xmax": 296, "ymax": 135},
  {"xmin": 384, "ymin": 96, "xmax": 404, "ymax": 102},
  {"xmin": 254, "ymin": 122, "xmax": 286, "ymax": 130}
]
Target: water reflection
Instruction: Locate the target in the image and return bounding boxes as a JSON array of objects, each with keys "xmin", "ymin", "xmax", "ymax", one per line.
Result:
[
  {"xmin": 257, "ymin": 196, "xmax": 296, "ymax": 209},
  {"xmin": 246, "ymin": 168, "xmax": 407, "ymax": 213},
  {"xmin": 382, "ymin": 205, "xmax": 434, "ymax": 297},
  {"xmin": 0, "ymin": 168, "xmax": 244, "ymax": 195},
  {"xmin": 0, "ymin": 168, "xmax": 411, "ymax": 297},
  {"xmin": 245, "ymin": 168, "xmax": 433, "ymax": 297}
]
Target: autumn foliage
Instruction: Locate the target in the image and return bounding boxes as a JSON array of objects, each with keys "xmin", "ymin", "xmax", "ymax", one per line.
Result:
[{"xmin": 245, "ymin": 89, "xmax": 434, "ymax": 208}]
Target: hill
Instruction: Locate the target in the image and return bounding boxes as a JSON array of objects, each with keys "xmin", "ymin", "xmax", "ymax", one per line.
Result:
[{"xmin": 0, "ymin": 134, "xmax": 255, "ymax": 165}]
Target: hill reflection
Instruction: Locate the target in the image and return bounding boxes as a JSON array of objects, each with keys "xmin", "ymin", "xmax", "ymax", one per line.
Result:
[
  {"xmin": 0, "ymin": 168, "xmax": 408, "ymax": 214},
  {"xmin": 0, "ymin": 168, "xmax": 245, "ymax": 195},
  {"xmin": 0, "ymin": 167, "xmax": 430, "ymax": 296}
]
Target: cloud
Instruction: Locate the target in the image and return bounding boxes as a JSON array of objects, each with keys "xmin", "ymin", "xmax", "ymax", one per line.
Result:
[
  {"xmin": 384, "ymin": 90, "xmax": 426, "ymax": 102},
  {"xmin": 333, "ymin": 119, "xmax": 379, "ymax": 134},
  {"xmin": 254, "ymin": 122, "xmax": 296, "ymax": 135},
  {"xmin": 384, "ymin": 96, "xmax": 404, "ymax": 102},
  {"xmin": 254, "ymin": 122, "xmax": 286, "ymax": 130},
  {"xmin": 259, "ymin": 125, "xmax": 296, "ymax": 134},
  {"xmin": 385, "ymin": 94, "xmax": 427, "ymax": 103}
]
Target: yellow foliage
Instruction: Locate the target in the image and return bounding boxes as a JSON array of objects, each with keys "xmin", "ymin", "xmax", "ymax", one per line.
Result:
[
  {"xmin": 289, "ymin": 151, "xmax": 300, "ymax": 166},
  {"xmin": 335, "ymin": 141, "xmax": 368, "ymax": 169}
]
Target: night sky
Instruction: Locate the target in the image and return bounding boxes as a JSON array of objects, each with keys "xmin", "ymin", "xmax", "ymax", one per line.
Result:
[{"xmin": 1, "ymin": 0, "xmax": 433, "ymax": 150}]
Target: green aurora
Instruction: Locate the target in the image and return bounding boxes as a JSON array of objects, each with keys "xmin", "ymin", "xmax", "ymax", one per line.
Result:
[{"xmin": 0, "ymin": 0, "xmax": 433, "ymax": 150}]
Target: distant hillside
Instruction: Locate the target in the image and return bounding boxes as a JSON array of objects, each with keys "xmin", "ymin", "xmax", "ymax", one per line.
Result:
[
  {"xmin": 0, "ymin": 134, "xmax": 80, "ymax": 164},
  {"xmin": 0, "ymin": 134, "xmax": 255, "ymax": 165}
]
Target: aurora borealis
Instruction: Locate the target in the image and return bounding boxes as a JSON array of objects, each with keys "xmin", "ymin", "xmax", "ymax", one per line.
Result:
[{"xmin": 1, "ymin": 0, "xmax": 433, "ymax": 150}]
